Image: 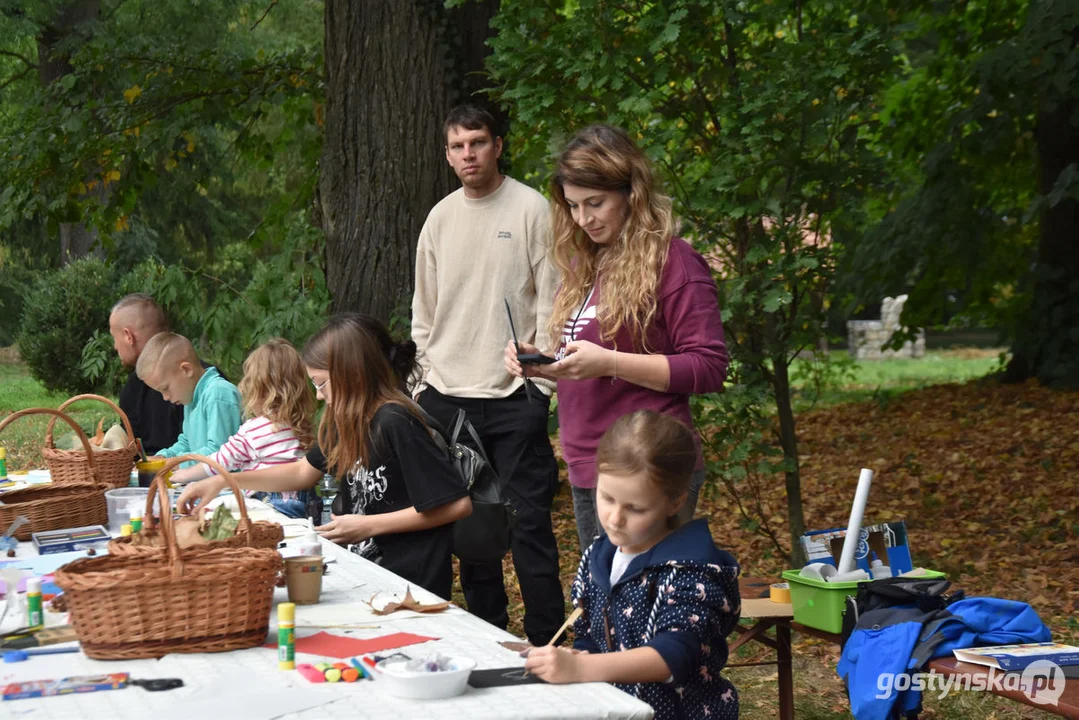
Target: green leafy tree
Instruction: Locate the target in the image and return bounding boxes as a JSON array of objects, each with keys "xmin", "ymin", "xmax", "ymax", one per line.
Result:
[
  {"xmin": 0, "ymin": 1, "xmax": 329, "ymax": 376},
  {"xmin": 847, "ymin": 0, "xmax": 1079, "ymax": 388},
  {"xmin": 0, "ymin": 6, "xmax": 322, "ymax": 249},
  {"xmin": 18, "ymin": 256, "xmax": 115, "ymax": 394},
  {"xmin": 487, "ymin": 0, "xmax": 904, "ymax": 561},
  {"xmin": 0, "ymin": 0, "xmax": 103, "ymax": 261},
  {"xmin": 80, "ymin": 214, "xmax": 331, "ymax": 391}
]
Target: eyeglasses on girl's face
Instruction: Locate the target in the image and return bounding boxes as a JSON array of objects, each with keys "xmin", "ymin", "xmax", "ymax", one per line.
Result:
[{"xmin": 311, "ymin": 377, "xmax": 329, "ymax": 392}]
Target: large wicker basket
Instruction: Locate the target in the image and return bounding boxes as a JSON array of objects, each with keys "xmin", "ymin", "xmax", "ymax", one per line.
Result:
[
  {"xmin": 0, "ymin": 408, "xmax": 108, "ymax": 538},
  {"xmin": 54, "ymin": 456, "xmax": 283, "ymax": 660},
  {"xmin": 44, "ymin": 394, "xmax": 137, "ymax": 488},
  {"xmin": 107, "ymin": 455, "xmax": 284, "ymax": 556}
]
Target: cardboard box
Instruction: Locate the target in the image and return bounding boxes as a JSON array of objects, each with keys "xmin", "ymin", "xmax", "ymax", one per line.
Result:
[
  {"xmin": 2, "ymin": 673, "xmax": 128, "ymax": 700},
  {"xmin": 799, "ymin": 520, "xmax": 913, "ymax": 575},
  {"xmin": 31, "ymin": 525, "xmax": 111, "ymax": 555}
]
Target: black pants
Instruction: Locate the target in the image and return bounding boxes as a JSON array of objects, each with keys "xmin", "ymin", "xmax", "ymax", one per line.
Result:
[{"xmin": 419, "ymin": 385, "xmax": 565, "ymax": 645}]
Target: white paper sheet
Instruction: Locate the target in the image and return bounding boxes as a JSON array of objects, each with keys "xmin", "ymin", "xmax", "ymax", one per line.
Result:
[
  {"xmin": 293, "ymin": 600, "xmax": 425, "ymax": 628},
  {"xmin": 203, "ymin": 494, "xmax": 283, "ymax": 523},
  {"xmin": 0, "ymin": 549, "xmax": 102, "ymax": 576},
  {"xmin": 154, "ymin": 671, "xmax": 337, "ymax": 720}
]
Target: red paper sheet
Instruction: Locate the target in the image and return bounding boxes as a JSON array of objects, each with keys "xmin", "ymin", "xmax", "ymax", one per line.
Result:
[{"xmin": 265, "ymin": 631, "xmax": 437, "ymax": 659}]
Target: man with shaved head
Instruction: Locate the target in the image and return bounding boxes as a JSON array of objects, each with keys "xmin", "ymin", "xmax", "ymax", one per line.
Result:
[{"xmin": 111, "ymin": 293, "xmax": 183, "ymax": 455}]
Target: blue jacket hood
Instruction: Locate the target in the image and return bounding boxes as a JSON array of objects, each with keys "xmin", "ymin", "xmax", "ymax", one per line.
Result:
[{"xmin": 588, "ymin": 519, "xmax": 738, "ymax": 595}]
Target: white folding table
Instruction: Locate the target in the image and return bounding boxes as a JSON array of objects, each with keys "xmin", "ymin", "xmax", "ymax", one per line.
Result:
[{"xmin": 0, "ymin": 511, "xmax": 653, "ymax": 720}]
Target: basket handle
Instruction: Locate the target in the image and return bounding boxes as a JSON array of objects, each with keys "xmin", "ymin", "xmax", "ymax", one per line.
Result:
[
  {"xmin": 147, "ymin": 454, "xmax": 257, "ymax": 549},
  {"xmin": 0, "ymin": 408, "xmax": 97, "ymax": 475},
  {"xmin": 45, "ymin": 394, "xmax": 137, "ymax": 451},
  {"xmin": 149, "ymin": 472, "xmax": 185, "ymax": 578}
]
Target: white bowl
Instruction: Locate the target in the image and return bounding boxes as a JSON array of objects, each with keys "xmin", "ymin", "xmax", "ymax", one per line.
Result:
[{"xmin": 376, "ymin": 656, "xmax": 477, "ymax": 700}]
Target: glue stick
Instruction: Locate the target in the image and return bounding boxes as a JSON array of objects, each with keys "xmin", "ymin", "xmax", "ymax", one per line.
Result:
[
  {"xmin": 278, "ymin": 602, "xmax": 296, "ymax": 670},
  {"xmin": 129, "ymin": 502, "xmax": 143, "ymax": 533},
  {"xmin": 0, "ymin": 447, "xmax": 8, "ymax": 481},
  {"xmin": 26, "ymin": 577, "xmax": 43, "ymax": 628}
]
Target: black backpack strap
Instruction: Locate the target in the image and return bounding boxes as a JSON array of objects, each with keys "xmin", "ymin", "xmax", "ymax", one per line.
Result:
[
  {"xmin": 840, "ymin": 594, "xmax": 860, "ymax": 650},
  {"xmin": 450, "ymin": 408, "xmax": 495, "ymax": 467}
]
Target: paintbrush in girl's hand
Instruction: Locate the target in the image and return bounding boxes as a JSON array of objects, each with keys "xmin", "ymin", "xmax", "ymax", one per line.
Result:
[
  {"xmin": 134, "ymin": 438, "xmax": 148, "ymax": 463},
  {"xmin": 522, "ymin": 606, "xmax": 584, "ymax": 677}
]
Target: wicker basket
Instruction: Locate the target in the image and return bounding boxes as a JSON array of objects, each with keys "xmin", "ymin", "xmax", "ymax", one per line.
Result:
[
  {"xmin": 107, "ymin": 455, "xmax": 284, "ymax": 556},
  {"xmin": 44, "ymin": 394, "xmax": 137, "ymax": 488},
  {"xmin": 0, "ymin": 408, "xmax": 108, "ymax": 539},
  {"xmin": 54, "ymin": 456, "xmax": 283, "ymax": 660}
]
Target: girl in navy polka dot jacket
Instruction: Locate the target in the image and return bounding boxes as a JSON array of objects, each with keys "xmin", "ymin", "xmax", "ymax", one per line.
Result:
[{"xmin": 525, "ymin": 410, "xmax": 741, "ymax": 719}]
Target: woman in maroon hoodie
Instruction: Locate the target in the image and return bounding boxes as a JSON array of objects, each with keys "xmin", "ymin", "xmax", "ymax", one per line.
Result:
[{"xmin": 505, "ymin": 124, "xmax": 729, "ymax": 551}]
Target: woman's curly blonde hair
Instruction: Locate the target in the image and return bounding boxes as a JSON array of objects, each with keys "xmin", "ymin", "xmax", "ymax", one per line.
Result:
[{"xmin": 547, "ymin": 125, "xmax": 674, "ymax": 350}]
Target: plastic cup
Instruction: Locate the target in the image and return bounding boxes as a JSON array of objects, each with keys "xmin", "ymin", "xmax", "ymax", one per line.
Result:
[
  {"xmin": 285, "ymin": 556, "xmax": 324, "ymax": 605},
  {"xmin": 136, "ymin": 459, "xmax": 167, "ymax": 488}
]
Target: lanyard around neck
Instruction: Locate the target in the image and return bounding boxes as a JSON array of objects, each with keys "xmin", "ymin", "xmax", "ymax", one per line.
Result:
[{"xmin": 571, "ymin": 286, "xmax": 596, "ymax": 341}]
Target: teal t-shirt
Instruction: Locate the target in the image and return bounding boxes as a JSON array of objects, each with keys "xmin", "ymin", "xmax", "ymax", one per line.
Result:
[{"xmin": 158, "ymin": 366, "xmax": 242, "ymax": 462}]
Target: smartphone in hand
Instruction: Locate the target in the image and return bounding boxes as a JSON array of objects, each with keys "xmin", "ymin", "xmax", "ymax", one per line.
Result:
[{"xmin": 517, "ymin": 353, "xmax": 556, "ymax": 365}]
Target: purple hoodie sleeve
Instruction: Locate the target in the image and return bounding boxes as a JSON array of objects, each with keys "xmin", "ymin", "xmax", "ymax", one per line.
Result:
[{"xmin": 662, "ymin": 245, "xmax": 729, "ymax": 395}]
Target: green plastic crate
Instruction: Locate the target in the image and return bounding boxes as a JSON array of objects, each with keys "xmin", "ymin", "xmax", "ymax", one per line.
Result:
[{"xmin": 781, "ymin": 568, "xmax": 946, "ymax": 634}]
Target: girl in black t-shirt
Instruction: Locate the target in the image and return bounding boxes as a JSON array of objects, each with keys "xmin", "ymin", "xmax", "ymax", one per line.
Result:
[{"xmin": 176, "ymin": 314, "xmax": 471, "ymax": 599}]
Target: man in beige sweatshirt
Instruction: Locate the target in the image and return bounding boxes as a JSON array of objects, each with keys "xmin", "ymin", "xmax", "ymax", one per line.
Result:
[{"xmin": 412, "ymin": 104, "xmax": 564, "ymax": 645}]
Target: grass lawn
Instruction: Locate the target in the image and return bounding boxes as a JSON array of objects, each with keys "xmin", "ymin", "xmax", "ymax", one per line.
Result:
[
  {"xmin": 789, "ymin": 348, "xmax": 1005, "ymax": 411},
  {"xmin": 0, "ymin": 357, "xmax": 70, "ymax": 411},
  {"xmin": 0, "ymin": 354, "xmax": 113, "ymax": 469}
]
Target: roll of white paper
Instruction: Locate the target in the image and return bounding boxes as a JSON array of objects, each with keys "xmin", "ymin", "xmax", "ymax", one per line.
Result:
[
  {"xmin": 830, "ymin": 569, "xmax": 870, "ymax": 583},
  {"xmin": 837, "ymin": 468, "xmax": 874, "ymax": 575}
]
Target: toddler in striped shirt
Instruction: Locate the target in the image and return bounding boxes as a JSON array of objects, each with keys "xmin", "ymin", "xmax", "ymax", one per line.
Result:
[{"xmin": 168, "ymin": 338, "xmax": 316, "ymax": 518}]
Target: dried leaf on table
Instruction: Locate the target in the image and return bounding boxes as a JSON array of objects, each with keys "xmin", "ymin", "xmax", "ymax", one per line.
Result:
[{"xmin": 369, "ymin": 585, "xmax": 450, "ymax": 615}]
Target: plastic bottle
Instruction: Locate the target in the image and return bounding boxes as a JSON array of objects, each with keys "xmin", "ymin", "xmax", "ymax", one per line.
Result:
[
  {"xmin": 26, "ymin": 577, "xmax": 43, "ymax": 628},
  {"xmin": 297, "ymin": 519, "xmax": 322, "ymax": 557},
  {"xmin": 316, "ymin": 474, "xmax": 338, "ymax": 527},
  {"xmin": 277, "ymin": 602, "xmax": 296, "ymax": 670},
  {"xmin": 870, "ymin": 552, "xmax": 892, "ymax": 579},
  {"xmin": 0, "ymin": 447, "xmax": 7, "ymax": 481}
]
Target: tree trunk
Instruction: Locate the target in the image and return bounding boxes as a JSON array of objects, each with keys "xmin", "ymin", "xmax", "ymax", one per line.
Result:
[
  {"xmin": 320, "ymin": 0, "xmax": 500, "ymax": 322},
  {"xmin": 36, "ymin": 0, "xmax": 101, "ymax": 264},
  {"xmin": 1004, "ymin": 28, "xmax": 1079, "ymax": 389},
  {"xmin": 772, "ymin": 353, "xmax": 807, "ymax": 565}
]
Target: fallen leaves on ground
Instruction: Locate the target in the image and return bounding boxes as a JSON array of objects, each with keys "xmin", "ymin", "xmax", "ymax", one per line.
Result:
[
  {"xmin": 781, "ymin": 379, "xmax": 1075, "ymax": 634},
  {"xmin": 496, "ymin": 377, "xmax": 1076, "ymax": 718}
]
